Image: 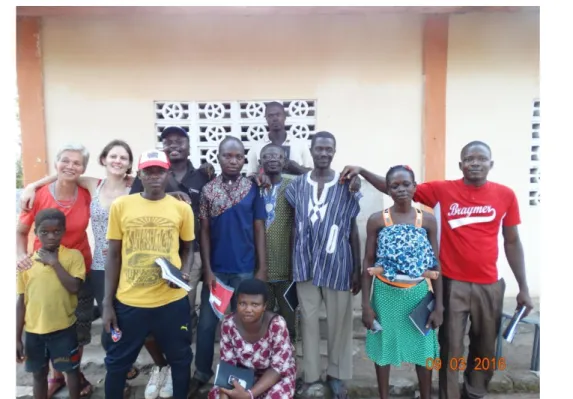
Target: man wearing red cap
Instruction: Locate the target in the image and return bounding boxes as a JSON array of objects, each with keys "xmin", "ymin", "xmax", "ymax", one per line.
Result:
[
  {"xmin": 130, "ymin": 126, "xmax": 211, "ymax": 398},
  {"xmin": 102, "ymin": 149, "xmax": 196, "ymax": 399}
]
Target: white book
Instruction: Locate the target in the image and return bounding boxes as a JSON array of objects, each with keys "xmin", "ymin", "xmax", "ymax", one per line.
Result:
[{"xmin": 155, "ymin": 258, "xmax": 192, "ymax": 292}]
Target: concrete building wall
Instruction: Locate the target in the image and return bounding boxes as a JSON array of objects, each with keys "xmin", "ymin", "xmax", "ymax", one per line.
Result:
[
  {"xmin": 40, "ymin": 13, "xmax": 424, "ymax": 179},
  {"xmin": 36, "ymin": 9, "xmax": 539, "ymax": 303},
  {"xmin": 40, "ymin": 12, "xmax": 426, "ymax": 281}
]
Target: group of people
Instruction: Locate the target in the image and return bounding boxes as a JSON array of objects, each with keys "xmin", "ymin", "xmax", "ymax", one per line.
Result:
[{"xmin": 16, "ymin": 101, "xmax": 534, "ymax": 399}]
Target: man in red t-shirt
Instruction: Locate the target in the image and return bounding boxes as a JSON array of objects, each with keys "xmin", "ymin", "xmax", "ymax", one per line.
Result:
[{"xmin": 341, "ymin": 141, "xmax": 534, "ymax": 399}]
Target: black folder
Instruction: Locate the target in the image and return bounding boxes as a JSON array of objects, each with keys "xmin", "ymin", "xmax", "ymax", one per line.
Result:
[
  {"xmin": 214, "ymin": 361, "xmax": 255, "ymax": 390},
  {"xmin": 283, "ymin": 281, "xmax": 299, "ymax": 312},
  {"xmin": 409, "ymin": 291, "xmax": 435, "ymax": 336}
]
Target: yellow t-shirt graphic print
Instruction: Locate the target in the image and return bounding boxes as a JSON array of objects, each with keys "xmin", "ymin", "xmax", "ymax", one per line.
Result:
[{"xmin": 107, "ymin": 194, "xmax": 195, "ymax": 308}]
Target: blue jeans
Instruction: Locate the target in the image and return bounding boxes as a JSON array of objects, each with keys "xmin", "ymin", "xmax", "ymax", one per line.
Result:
[
  {"xmin": 193, "ymin": 272, "xmax": 254, "ymax": 383},
  {"xmin": 105, "ymin": 297, "xmax": 192, "ymax": 399}
]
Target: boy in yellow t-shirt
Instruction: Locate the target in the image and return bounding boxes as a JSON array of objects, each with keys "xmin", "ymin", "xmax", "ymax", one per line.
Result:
[
  {"xmin": 102, "ymin": 149, "xmax": 196, "ymax": 399},
  {"xmin": 16, "ymin": 208, "xmax": 86, "ymax": 399}
]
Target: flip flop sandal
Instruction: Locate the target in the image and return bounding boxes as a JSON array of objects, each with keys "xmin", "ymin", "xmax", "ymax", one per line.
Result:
[
  {"xmin": 295, "ymin": 377, "xmax": 304, "ymax": 391},
  {"xmin": 47, "ymin": 377, "xmax": 66, "ymax": 399},
  {"xmin": 296, "ymin": 380, "xmax": 324, "ymax": 397},
  {"xmin": 126, "ymin": 366, "xmax": 140, "ymax": 380},
  {"xmin": 328, "ymin": 378, "xmax": 349, "ymax": 399},
  {"xmin": 79, "ymin": 373, "xmax": 94, "ymax": 397}
]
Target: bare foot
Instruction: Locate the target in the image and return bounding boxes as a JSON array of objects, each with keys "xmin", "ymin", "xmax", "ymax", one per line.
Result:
[{"xmin": 47, "ymin": 377, "xmax": 66, "ymax": 399}]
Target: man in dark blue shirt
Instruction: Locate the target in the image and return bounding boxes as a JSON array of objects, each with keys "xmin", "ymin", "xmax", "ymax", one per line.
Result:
[{"xmin": 189, "ymin": 136, "xmax": 267, "ymax": 395}]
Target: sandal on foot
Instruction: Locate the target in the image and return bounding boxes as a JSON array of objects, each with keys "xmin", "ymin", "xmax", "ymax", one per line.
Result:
[
  {"xmin": 47, "ymin": 377, "xmax": 66, "ymax": 399},
  {"xmin": 123, "ymin": 383, "xmax": 132, "ymax": 398},
  {"xmin": 296, "ymin": 380, "xmax": 324, "ymax": 397},
  {"xmin": 126, "ymin": 366, "xmax": 139, "ymax": 380},
  {"xmin": 295, "ymin": 377, "xmax": 304, "ymax": 392},
  {"xmin": 188, "ymin": 377, "xmax": 207, "ymax": 397},
  {"xmin": 79, "ymin": 373, "xmax": 94, "ymax": 397},
  {"xmin": 327, "ymin": 378, "xmax": 349, "ymax": 399}
]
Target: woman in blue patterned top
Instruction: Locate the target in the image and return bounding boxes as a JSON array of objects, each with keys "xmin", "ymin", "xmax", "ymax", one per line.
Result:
[{"xmin": 361, "ymin": 165, "xmax": 444, "ymax": 399}]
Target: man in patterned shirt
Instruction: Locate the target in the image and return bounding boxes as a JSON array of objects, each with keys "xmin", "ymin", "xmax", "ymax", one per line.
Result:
[
  {"xmin": 285, "ymin": 131, "xmax": 362, "ymax": 399},
  {"xmin": 259, "ymin": 143, "xmax": 297, "ymax": 341},
  {"xmin": 189, "ymin": 136, "xmax": 268, "ymax": 396}
]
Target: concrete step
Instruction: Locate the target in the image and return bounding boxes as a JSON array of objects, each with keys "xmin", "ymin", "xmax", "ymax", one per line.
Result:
[
  {"xmin": 16, "ymin": 298, "xmax": 541, "ymax": 398},
  {"xmin": 16, "ymin": 384, "xmax": 540, "ymax": 399},
  {"xmin": 16, "ymin": 321, "xmax": 540, "ymax": 398},
  {"xmin": 16, "ymin": 358, "xmax": 540, "ymax": 399}
]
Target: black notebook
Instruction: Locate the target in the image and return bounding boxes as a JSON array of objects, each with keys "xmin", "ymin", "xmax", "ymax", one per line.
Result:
[
  {"xmin": 283, "ymin": 281, "xmax": 299, "ymax": 312},
  {"xmin": 154, "ymin": 258, "xmax": 192, "ymax": 292},
  {"xmin": 214, "ymin": 361, "xmax": 255, "ymax": 390},
  {"xmin": 409, "ymin": 291, "xmax": 435, "ymax": 336}
]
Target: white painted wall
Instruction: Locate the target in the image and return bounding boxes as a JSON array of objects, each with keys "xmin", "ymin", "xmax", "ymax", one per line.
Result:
[
  {"xmin": 40, "ymin": 13, "xmax": 424, "ymax": 180},
  {"xmin": 445, "ymin": 10, "xmax": 540, "ymax": 296},
  {"xmin": 38, "ymin": 10, "xmax": 539, "ymax": 303},
  {"xmin": 40, "ymin": 12, "xmax": 427, "ymax": 308},
  {"xmin": 40, "ymin": 11, "xmax": 426, "ymax": 228}
]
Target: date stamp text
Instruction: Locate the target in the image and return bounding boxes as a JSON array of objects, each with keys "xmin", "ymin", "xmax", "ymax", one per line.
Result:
[{"xmin": 425, "ymin": 357, "xmax": 506, "ymax": 371}]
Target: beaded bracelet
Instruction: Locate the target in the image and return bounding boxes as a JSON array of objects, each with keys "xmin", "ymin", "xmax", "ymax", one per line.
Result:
[{"xmin": 247, "ymin": 389, "xmax": 254, "ymax": 399}]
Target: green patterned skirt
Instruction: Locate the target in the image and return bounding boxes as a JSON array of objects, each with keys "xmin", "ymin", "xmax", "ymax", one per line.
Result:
[{"xmin": 365, "ymin": 278, "xmax": 439, "ymax": 367}]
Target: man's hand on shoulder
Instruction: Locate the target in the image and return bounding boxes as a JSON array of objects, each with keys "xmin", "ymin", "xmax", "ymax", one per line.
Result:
[
  {"xmin": 348, "ymin": 175, "xmax": 361, "ymax": 193},
  {"xmin": 340, "ymin": 165, "xmax": 362, "ymax": 182},
  {"xmin": 199, "ymin": 162, "xmax": 216, "ymax": 181},
  {"xmin": 249, "ymin": 172, "xmax": 271, "ymax": 190},
  {"xmin": 284, "ymin": 159, "xmax": 301, "ymax": 174},
  {"xmin": 168, "ymin": 191, "xmax": 192, "ymax": 204},
  {"xmin": 124, "ymin": 175, "xmax": 135, "ymax": 188}
]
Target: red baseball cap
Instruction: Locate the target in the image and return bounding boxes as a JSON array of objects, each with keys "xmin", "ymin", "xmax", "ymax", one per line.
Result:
[{"xmin": 138, "ymin": 149, "xmax": 171, "ymax": 170}]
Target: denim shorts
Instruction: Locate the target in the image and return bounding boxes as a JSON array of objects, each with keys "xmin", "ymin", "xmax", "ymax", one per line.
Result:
[{"xmin": 25, "ymin": 324, "xmax": 80, "ymax": 373}]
